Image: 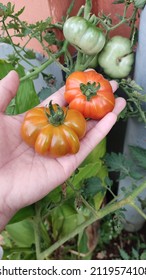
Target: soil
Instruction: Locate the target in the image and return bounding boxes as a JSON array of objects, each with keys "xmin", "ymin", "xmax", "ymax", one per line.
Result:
[{"xmin": 93, "ymin": 222, "xmax": 146, "ymax": 260}]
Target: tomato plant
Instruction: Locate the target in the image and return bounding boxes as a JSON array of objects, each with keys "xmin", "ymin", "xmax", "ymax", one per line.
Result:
[
  {"xmin": 64, "ymin": 70, "xmax": 115, "ymax": 120},
  {"xmin": 21, "ymin": 102, "xmax": 86, "ymax": 157},
  {"xmin": 63, "ymin": 16, "xmax": 106, "ymax": 55},
  {"xmin": 98, "ymin": 36, "xmax": 134, "ymax": 79},
  {"xmin": 1, "ymin": 0, "xmax": 146, "ymax": 261}
]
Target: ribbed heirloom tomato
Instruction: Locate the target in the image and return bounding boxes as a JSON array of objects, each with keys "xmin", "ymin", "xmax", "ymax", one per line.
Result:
[
  {"xmin": 63, "ymin": 16, "xmax": 106, "ymax": 55},
  {"xmin": 64, "ymin": 70, "xmax": 115, "ymax": 120},
  {"xmin": 21, "ymin": 102, "xmax": 86, "ymax": 157}
]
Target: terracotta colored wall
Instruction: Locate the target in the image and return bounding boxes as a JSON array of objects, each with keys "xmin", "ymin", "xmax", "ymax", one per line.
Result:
[
  {"xmin": 1, "ymin": 0, "xmax": 85, "ymax": 53},
  {"xmin": 1, "ymin": 0, "xmax": 138, "ymax": 53}
]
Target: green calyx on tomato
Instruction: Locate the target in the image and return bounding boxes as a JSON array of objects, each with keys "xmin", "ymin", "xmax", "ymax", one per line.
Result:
[
  {"xmin": 80, "ymin": 82, "xmax": 101, "ymax": 101},
  {"xmin": 45, "ymin": 101, "xmax": 66, "ymax": 126},
  {"xmin": 21, "ymin": 103, "xmax": 86, "ymax": 157},
  {"xmin": 63, "ymin": 16, "xmax": 106, "ymax": 55},
  {"xmin": 98, "ymin": 36, "xmax": 134, "ymax": 79},
  {"xmin": 64, "ymin": 70, "xmax": 115, "ymax": 120}
]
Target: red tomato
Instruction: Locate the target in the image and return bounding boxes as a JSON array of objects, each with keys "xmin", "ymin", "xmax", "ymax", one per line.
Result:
[{"xmin": 64, "ymin": 70, "xmax": 115, "ymax": 119}]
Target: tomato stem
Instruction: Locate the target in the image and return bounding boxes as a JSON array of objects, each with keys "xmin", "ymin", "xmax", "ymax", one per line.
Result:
[
  {"xmin": 45, "ymin": 101, "xmax": 66, "ymax": 126},
  {"xmin": 80, "ymin": 82, "xmax": 100, "ymax": 101}
]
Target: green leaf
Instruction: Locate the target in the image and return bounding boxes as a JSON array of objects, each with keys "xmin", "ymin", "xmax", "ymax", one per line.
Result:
[
  {"xmin": 0, "ymin": 59, "xmax": 14, "ymax": 78},
  {"xmin": 71, "ymin": 160, "xmax": 103, "ymax": 190},
  {"xmin": 43, "ymin": 31, "xmax": 56, "ymax": 45},
  {"xmin": 15, "ymin": 79, "xmax": 39, "ymax": 113},
  {"xmin": 80, "ymin": 138, "xmax": 106, "ymax": 167},
  {"xmin": 15, "ymin": 6, "xmax": 25, "ymax": 17},
  {"xmin": 132, "ymin": 247, "xmax": 139, "ymax": 259},
  {"xmin": 130, "ymin": 145, "xmax": 146, "ymax": 169},
  {"xmin": 0, "ymin": 2, "xmax": 14, "ymax": 17},
  {"xmin": 119, "ymin": 248, "xmax": 130, "ymax": 260},
  {"xmin": 0, "ymin": 60, "xmax": 39, "ymax": 114},
  {"xmin": 8, "ymin": 205, "xmax": 35, "ymax": 224},
  {"xmin": 105, "ymin": 152, "xmax": 133, "ymax": 179},
  {"xmin": 0, "ymin": 3, "xmax": 7, "ymax": 14},
  {"xmin": 140, "ymin": 251, "xmax": 146, "ymax": 260},
  {"xmin": 6, "ymin": 219, "xmax": 35, "ymax": 247},
  {"xmin": 82, "ymin": 175, "xmax": 107, "ymax": 211},
  {"xmin": 77, "ymin": 231, "xmax": 92, "ymax": 260},
  {"xmin": 24, "ymin": 50, "xmax": 36, "ymax": 59},
  {"xmin": 51, "ymin": 199, "xmax": 85, "ymax": 239},
  {"xmin": 82, "ymin": 177, "xmax": 105, "ymax": 200}
]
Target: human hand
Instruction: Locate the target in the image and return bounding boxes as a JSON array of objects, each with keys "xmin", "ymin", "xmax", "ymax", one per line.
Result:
[{"xmin": 0, "ymin": 71, "xmax": 126, "ymax": 231}]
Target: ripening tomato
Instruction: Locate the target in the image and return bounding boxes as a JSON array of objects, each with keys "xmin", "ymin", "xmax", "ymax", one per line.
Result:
[
  {"xmin": 64, "ymin": 70, "xmax": 115, "ymax": 120},
  {"xmin": 21, "ymin": 102, "xmax": 86, "ymax": 157}
]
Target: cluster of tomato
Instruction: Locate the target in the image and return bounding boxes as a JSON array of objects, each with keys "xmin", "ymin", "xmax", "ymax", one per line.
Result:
[
  {"xmin": 21, "ymin": 15, "xmax": 134, "ymax": 158},
  {"xmin": 21, "ymin": 70, "xmax": 115, "ymax": 157},
  {"xmin": 63, "ymin": 16, "xmax": 134, "ymax": 79}
]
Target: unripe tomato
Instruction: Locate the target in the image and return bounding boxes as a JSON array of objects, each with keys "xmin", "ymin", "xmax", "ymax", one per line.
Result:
[
  {"xmin": 63, "ymin": 16, "xmax": 106, "ymax": 55},
  {"xmin": 98, "ymin": 36, "xmax": 134, "ymax": 78}
]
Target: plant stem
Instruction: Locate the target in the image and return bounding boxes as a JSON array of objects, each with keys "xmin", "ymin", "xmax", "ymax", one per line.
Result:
[
  {"xmin": 39, "ymin": 179, "xmax": 146, "ymax": 259},
  {"xmin": 74, "ymin": 51, "xmax": 84, "ymax": 71},
  {"xmin": 84, "ymin": 0, "xmax": 92, "ymax": 20},
  {"xmin": 77, "ymin": 6, "xmax": 85, "ymax": 17},
  {"xmin": 20, "ymin": 41, "xmax": 69, "ymax": 82},
  {"xmin": 2, "ymin": 20, "xmax": 35, "ymax": 68},
  {"xmin": 130, "ymin": 202, "xmax": 146, "ymax": 220},
  {"xmin": 80, "ymin": 195, "xmax": 100, "ymax": 218}
]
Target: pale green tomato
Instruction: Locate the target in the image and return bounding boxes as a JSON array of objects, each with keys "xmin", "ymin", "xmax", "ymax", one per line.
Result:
[
  {"xmin": 98, "ymin": 36, "xmax": 134, "ymax": 79},
  {"xmin": 63, "ymin": 16, "xmax": 106, "ymax": 55},
  {"xmin": 134, "ymin": 0, "xmax": 146, "ymax": 9}
]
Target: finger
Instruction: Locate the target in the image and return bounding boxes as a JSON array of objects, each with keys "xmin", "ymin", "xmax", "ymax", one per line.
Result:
[
  {"xmin": 0, "ymin": 71, "xmax": 19, "ymax": 112},
  {"xmin": 109, "ymin": 80, "xmax": 119, "ymax": 92},
  {"xmin": 78, "ymin": 97, "xmax": 126, "ymax": 156},
  {"xmin": 112, "ymin": 97, "xmax": 126, "ymax": 115},
  {"xmin": 58, "ymin": 97, "xmax": 126, "ymax": 175}
]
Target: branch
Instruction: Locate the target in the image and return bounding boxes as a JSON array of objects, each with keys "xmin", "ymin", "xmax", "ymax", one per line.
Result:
[{"xmin": 39, "ymin": 179, "xmax": 146, "ymax": 259}]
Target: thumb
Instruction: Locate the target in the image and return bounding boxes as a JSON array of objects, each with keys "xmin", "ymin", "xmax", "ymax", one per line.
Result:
[{"xmin": 0, "ymin": 70, "xmax": 20, "ymax": 112}]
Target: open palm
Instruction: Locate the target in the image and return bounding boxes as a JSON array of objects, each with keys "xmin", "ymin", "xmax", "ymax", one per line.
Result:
[{"xmin": 0, "ymin": 71, "xmax": 126, "ymax": 229}]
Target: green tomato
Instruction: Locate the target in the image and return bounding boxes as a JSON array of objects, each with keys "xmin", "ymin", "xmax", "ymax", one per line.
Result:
[
  {"xmin": 63, "ymin": 16, "xmax": 106, "ymax": 55},
  {"xmin": 98, "ymin": 36, "xmax": 134, "ymax": 79},
  {"xmin": 134, "ymin": 0, "xmax": 146, "ymax": 9}
]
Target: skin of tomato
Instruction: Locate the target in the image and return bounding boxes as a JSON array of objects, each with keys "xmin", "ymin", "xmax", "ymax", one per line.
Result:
[
  {"xmin": 63, "ymin": 16, "xmax": 105, "ymax": 55},
  {"xmin": 34, "ymin": 125, "xmax": 80, "ymax": 157},
  {"xmin": 63, "ymin": 108, "xmax": 86, "ymax": 139},
  {"xmin": 21, "ymin": 107, "xmax": 49, "ymax": 146},
  {"xmin": 21, "ymin": 105, "xmax": 87, "ymax": 157},
  {"xmin": 98, "ymin": 36, "xmax": 134, "ymax": 78},
  {"xmin": 64, "ymin": 70, "xmax": 115, "ymax": 120}
]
